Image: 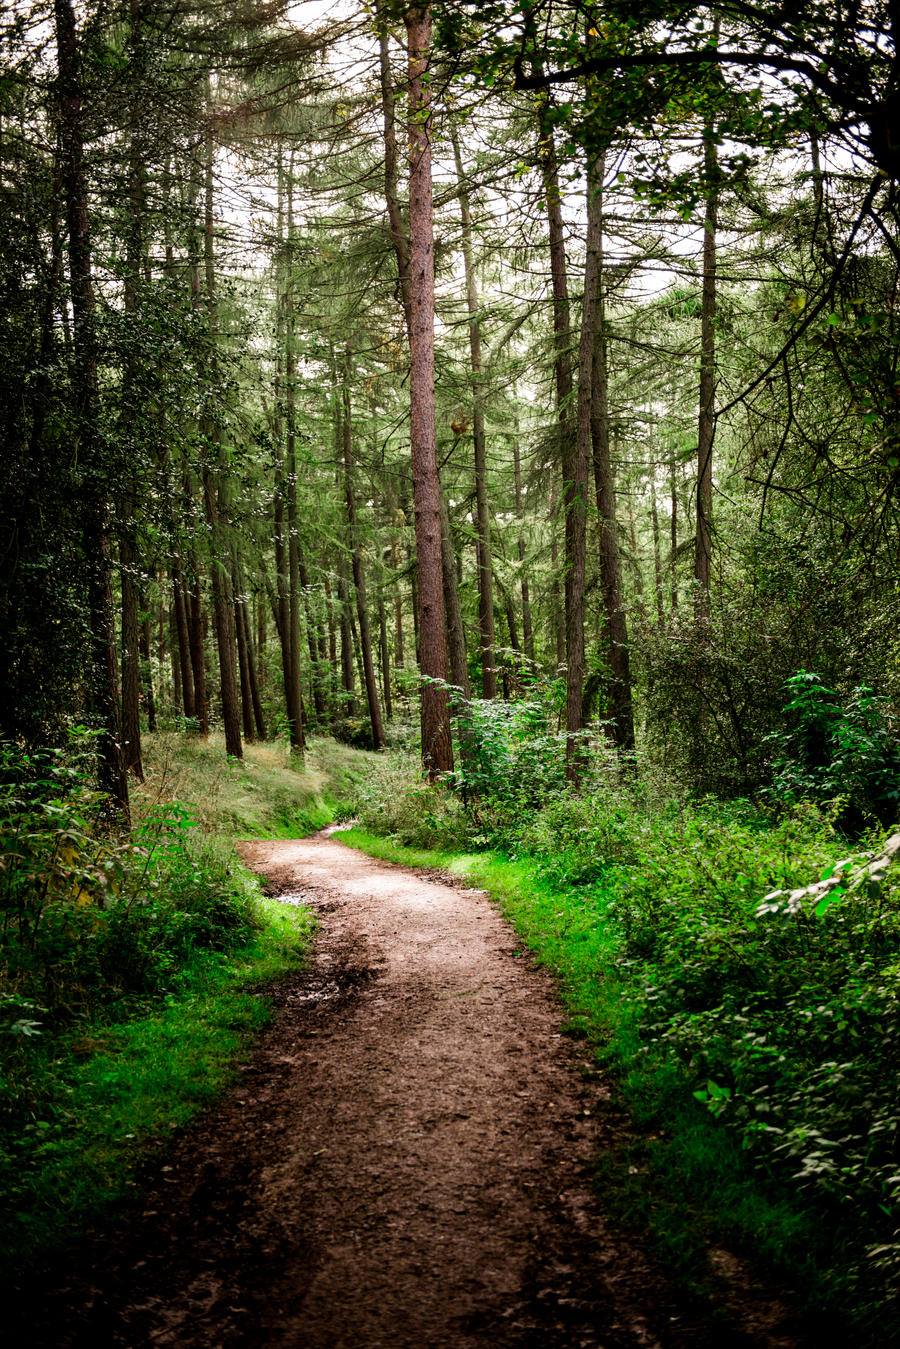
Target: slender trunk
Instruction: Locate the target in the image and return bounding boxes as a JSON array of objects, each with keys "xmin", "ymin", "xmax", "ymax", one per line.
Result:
[
  {"xmin": 439, "ymin": 486, "xmax": 471, "ymax": 697},
  {"xmin": 589, "ymin": 166, "xmax": 635, "ymax": 752},
  {"xmin": 120, "ymin": 498, "xmax": 144, "ymax": 779},
  {"xmin": 670, "ymin": 450, "xmax": 679, "ymax": 614},
  {"xmin": 336, "ymin": 554, "xmax": 357, "ymax": 715},
  {"xmin": 550, "ymin": 481, "xmax": 565, "ymax": 668},
  {"xmin": 140, "ymin": 608, "xmax": 156, "ymax": 733},
  {"xmin": 392, "ymin": 540, "xmax": 405, "ymax": 667},
  {"xmin": 378, "ymin": 592, "xmax": 393, "ymax": 721},
  {"xmin": 170, "ymin": 605, "xmax": 182, "ymax": 714},
  {"xmin": 378, "ymin": 18, "xmax": 412, "ymax": 334},
  {"xmin": 119, "ymin": 0, "xmax": 146, "ymax": 782},
  {"xmin": 189, "ymin": 574, "xmax": 209, "ymax": 735},
  {"xmin": 284, "ymin": 161, "xmax": 306, "ymax": 751},
  {"xmin": 240, "ymin": 597, "xmax": 267, "ymax": 740},
  {"xmin": 451, "ymin": 125, "xmax": 495, "ymax": 698},
  {"xmin": 536, "ymin": 100, "xmax": 572, "ymax": 676},
  {"xmin": 695, "ymin": 119, "xmax": 718, "ymax": 617},
  {"xmin": 650, "ymin": 479, "xmax": 665, "ymax": 624},
  {"xmin": 512, "ymin": 409, "xmax": 534, "ymax": 663},
  {"xmin": 405, "ymin": 6, "xmax": 452, "ymax": 777},
  {"xmin": 565, "ymin": 152, "xmax": 603, "ymax": 782},
  {"xmin": 172, "ymin": 565, "xmax": 195, "ymax": 718},
  {"xmin": 342, "ymin": 359, "xmax": 386, "ymax": 748},
  {"xmin": 234, "ymin": 570, "xmax": 256, "ymax": 744},
  {"xmin": 200, "ymin": 127, "xmax": 240, "ymax": 757},
  {"xmin": 54, "ymin": 0, "xmax": 129, "ymax": 820}
]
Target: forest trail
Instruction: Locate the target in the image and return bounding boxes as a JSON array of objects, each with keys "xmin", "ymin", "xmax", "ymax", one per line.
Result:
[{"xmin": 19, "ymin": 834, "xmax": 800, "ymax": 1349}]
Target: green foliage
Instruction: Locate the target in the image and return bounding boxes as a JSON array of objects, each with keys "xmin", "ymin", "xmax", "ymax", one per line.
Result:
[
  {"xmin": 345, "ymin": 740, "xmax": 900, "ymax": 1342},
  {"xmin": 765, "ymin": 673, "xmax": 900, "ymax": 829}
]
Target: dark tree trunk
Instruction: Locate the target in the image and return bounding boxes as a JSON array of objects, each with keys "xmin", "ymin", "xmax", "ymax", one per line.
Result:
[
  {"xmin": 650, "ymin": 479, "xmax": 665, "ymax": 624},
  {"xmin": 439, "ymin": 486, "xmax": 471, "ymax": 698},
  {"xmin": 172, "ymin": 565, "xmax": 195, "ymax": 718},
  {"xmin": 670, "ymin": 452, "xmax": 679, "ymax": 614},
  {"xmin": 695, "ymin": 124, "xmax": 718, "ymax": 618},
  {"xmin": 564, "ymin": 154, "xmax": 603, "ymax": 783},
  {"xmin": 284, "ymin": 161, "xmax": 306, "ymax": 751},
  {"xmin": 189, "ymin": 574, "xmax": 209, "ymax": 735},
  {"xmin": 378, "ymin": 592, "xmax": 393, "ymax": 721},
  {"xmin": 589, "ymin": 159, "xmax": 635, "ymax": 753},
  {"xmin": 405, "ymin": 6, "xmax": 453, "ymax": 777},
  {"xmin": 337, "ymin": 554, "xmax": 357, "ymax": 716},
  {"xmin": 342, "ymin": 360, "xmax": 386, "ymax": 748},
  {"xmin": 199, "ymin": 129, "xmax": 240, "ymax": 757},
  {"xmin": 169, "ymin": 605, "xmax": 182, "ymax": 714},
  {"xmin": 511, "ymin": 409, "xmax": 534, "ymax": 663},
  {"xmin": 120, "ymin": 503, "xmax": 144, "ymax": 780},
  {"xmin": 139, "ymin": 609, "xmax": 156, "ymax": 733},
  {"xmin": 451, "ymin": 125, "xmax": 496, "ymax": 699},
  {"xmin": 54, "ymin": 0, "xmax": 129, "ymax": 820}
]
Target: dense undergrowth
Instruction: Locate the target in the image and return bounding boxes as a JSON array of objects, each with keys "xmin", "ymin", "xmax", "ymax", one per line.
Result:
[
  {"xmin": 0, "ymin": 728, "xmax": 367, "ymax": 1273},
  {"xmin": 343, "ymin": 684, "xmax": 900, "ymax": 1345}
]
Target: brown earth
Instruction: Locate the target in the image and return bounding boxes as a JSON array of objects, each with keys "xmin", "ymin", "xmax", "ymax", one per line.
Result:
[{"xmin": 12, "ymin": 832, "xmax": 807, "ymax": 1348}]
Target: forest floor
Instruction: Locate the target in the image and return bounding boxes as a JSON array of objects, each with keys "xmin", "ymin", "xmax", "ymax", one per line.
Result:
[{"xmin": 12, "ymin": 831, "xmax": 806, "ymax": 1349}]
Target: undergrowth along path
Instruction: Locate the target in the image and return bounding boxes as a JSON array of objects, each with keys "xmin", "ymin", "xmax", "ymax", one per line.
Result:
[{"xmin": 17, "ymin": 832, "xmax": 800, "ymax": 1348}]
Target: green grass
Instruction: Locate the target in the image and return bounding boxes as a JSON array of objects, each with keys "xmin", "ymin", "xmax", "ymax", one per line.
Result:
[
  {"xmin": 0, "ymin": 895, "xmax": 314, "ymax": 1273},
  {"xmin": 1, "ymin": 726, "xmax": 372, "ymax": 1277}
]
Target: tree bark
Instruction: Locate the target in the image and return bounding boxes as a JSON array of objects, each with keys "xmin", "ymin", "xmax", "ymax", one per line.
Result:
[
  {"xmin": 650, "ymin": 478, "xmax": 665, "ymax": 624},
  {"xmin": 565, "ymin": 153, "xmax": 603, "ymax": 782},
  {"xmin": 54, "ymin": 0, "xmax": 129, "ymax": 820},
  {"xmin": 284, "ymin": 159, "xmax": 306, "ymax": 750},
  {"xmin": 405, "ymin": 6, "xmax": 453, "ymax": 777},
  {"xmin": 342, "ymin": 358, "xmax": 386, "ymax": 748},
  {"xmin": 188, "ymin": 576, "xmax": 209, "ymax": 734},
  {"xmin": 512, "ymin": 408, "xmax": 534, "ymax": 663},
  {"xmin": 439, "ymin": 486, "xmax": 471, "ymax": 698},
  {"xmin": 451, "ymin": 125, "xmax": 496, "ymax": 698},
  {"xmin": 589, "ymin": 162, "xmax": 635, "ymax": 752},
  {"xmin": 695, "ymin": 122, "xmax": 718, "ymax": 618}
]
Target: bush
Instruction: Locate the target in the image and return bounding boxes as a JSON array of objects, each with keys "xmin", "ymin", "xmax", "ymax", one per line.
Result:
[{"xmin": 765, "ymin": 672, "xmax": 900, "ymax": 830}]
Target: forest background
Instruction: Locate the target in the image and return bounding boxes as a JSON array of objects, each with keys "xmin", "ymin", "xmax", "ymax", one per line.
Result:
[{"xmin": 2, "ymin": 0, "xmax": 900, "ymax": 1342}]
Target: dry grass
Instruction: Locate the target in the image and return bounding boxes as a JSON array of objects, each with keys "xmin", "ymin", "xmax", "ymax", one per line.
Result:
[{"xmin": 134, "ymin": 733, "xmax": 370, "ymax": 838}]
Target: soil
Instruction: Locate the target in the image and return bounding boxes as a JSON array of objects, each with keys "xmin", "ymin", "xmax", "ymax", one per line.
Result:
[{"xmin": 11, "ymin": 832, "xmax": 807, "ymax": 1348}]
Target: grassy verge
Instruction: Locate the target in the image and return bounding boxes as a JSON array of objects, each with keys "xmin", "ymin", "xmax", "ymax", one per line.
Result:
[
  {"xmin": 2, "ymin": 729, "xmax": 372, "ymax": 1276},
  {"xmin": 1, "ymin": 895, "xmax": 313, "ymax": 1276},
  {"xmin": 337, "ymin": 822, "xmax": 898, "ymax": 1344}
]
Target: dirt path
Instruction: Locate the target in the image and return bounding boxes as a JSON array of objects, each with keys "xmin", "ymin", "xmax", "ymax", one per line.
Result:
[{"xmin": 16, "ymin": 834, "xmax": 802, "ymax": 1348}]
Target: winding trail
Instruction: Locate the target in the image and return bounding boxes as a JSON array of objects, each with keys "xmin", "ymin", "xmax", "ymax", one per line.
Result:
[{"xmin": 19, "ymin": 833, "xmax": 801, "ymax": 1348}]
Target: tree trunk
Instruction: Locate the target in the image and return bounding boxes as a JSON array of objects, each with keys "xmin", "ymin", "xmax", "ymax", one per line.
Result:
[
  {"xmin": 198, "ymin": 126, "xmax": 240, "ymax": 757},
  {"xmin": 695, "ymin": 123, "xmax": 718, "ymax": 618},
  {"xmin": 670, "ymin": 451, "xmax": 679, "ymax": 614},
  {"xmin": 188, "ymin": 576, "xmax": 209, "ymax": 734},
  {"xmin": 343, "ymin": 358, "xmax": 386, "ymax": 748},
  {"xmin": 439, "ymin": 486, "xmax": 470, "ymax": 698},
  {"xmin": 451, "ymin": 125, "xmax": 496, "ymax": 699},
  {"xmin": 589, "ymin": 160, "xmax": 635, "ymax": 753},
  {"xmin": 172, "ymin": 565, "xmax": 195, "ymax": 718},
  {"xmin": 650, "ymin": 479, "xmax": 665, "ymax": 624},
  {"xmin": 536, "ymin": 102, "xmax": 572, "ymax": 677},
  {"xmin": 140, "ymin": 608, "xmax": 156, "ymax": 733},
  {"xmin": 512, "ymin": 409, "xmax": 535, "ymax": 663},
  {"xmin": 54, "ymin": 0, "xmax": 129, "ymax": 821},
  {"xmin": 120, "ymin": 499, "xmax": 144, "ymax": 780},
  {"xmin": 405, "ymin": 6, "xmax": 453, "ymax": 777},
  {"xmin": 234, "ymin": 577, "xmax": 256, "ymax": 744},
  {"xmin": 564, "ymin": 153, "xmax": 602, "ymax": 782},
  {"xmin": 336, "ymin": 553, "xmax": 357, "ymax": 716},
  {"xmin": 378, "ymin": 592, "xmax": 393, "ymax": 721},
  {"xmin": 284, "ymin": 160, "xmax": 306, "ymax": 751}
]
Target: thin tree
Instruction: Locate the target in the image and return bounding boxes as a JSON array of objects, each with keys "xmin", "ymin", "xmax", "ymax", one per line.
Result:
[{"xmin": 405, "ymin": 4, "xmax": 453, "ymax": 776}]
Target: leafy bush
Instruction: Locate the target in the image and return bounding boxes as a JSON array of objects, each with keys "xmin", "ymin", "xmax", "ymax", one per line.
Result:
[
  {"xmin": 0, "ymin": 733, "xmax": 261, "ymax": 1035},
  {"xmin": 765, "ymin": 672, "xmax": 900, "ymax": 830}
]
